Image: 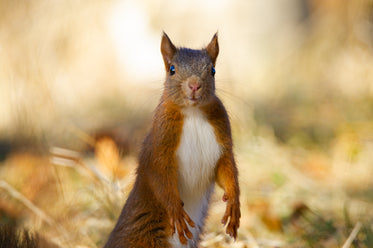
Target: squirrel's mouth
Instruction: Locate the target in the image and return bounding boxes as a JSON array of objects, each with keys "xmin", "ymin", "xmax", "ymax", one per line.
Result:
[
  {"xmin": 183, "ymin": 86, "xmax": 203, "ymax": 104},
  {"xmin": 188, "ymin": 96, "xmax": 201, "ymax": 101},
  {"xmin": 184, "ymin": 95, "xmax": 202, "ymax": 105}
]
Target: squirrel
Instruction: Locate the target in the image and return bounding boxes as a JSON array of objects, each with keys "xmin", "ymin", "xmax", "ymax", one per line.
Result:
[
  {"xmin": 103, "ymin": 32, "xmax": 240, "ymax": 248},
  {"xmin": 0, "ymin": 33, "xmax": 240, "ymax": 248}
]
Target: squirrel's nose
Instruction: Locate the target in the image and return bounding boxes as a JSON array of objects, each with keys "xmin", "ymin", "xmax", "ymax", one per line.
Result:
[{"xmin": 188, "ymin": 81, "xmax": 201, "ymax": 92}]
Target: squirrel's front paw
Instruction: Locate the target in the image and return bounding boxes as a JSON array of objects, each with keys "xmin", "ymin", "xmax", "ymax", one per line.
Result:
[
  {"xmin": 221, "ymin": 193, "xmax": 240, "ymax": 239},
  {"xmin": 169, "ymin": 204, "xmax": 195, "ymax": 244}
]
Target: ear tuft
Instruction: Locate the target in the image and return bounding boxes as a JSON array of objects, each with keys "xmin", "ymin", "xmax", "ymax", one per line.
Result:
[
  {"xmin": 206, "ymin": 33, "xmax": 219, "ymax": 65},
  {"xmin": 161, "ymin": 32, "xmax": 176, "ymax": 70}
]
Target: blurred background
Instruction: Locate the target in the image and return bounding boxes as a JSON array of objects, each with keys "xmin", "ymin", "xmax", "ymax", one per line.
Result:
[{"xmin": 1, "ymin": 0, "xmax": 373, "ymax": 247}]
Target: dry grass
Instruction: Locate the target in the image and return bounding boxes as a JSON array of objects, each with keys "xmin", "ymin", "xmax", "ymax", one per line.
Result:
[
  {"xmin": 1, "ymin": 132, "xmax": 373, "ymax": 247},
  {"xmin": 1, "ymin": 0, "xmax": 373, "ymax": 247}
]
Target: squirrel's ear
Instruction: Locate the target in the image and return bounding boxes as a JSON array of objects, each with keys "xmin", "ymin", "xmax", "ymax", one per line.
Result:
[
  {"xmin": 161, "ymin": 32, "xmax": 176, "ymax": 70},
  {"xmin": 206, "ymin": 33, "xmax": 219, "ymax": 65}
]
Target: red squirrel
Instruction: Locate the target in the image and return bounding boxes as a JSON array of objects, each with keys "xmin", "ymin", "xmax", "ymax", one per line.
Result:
[{"xmin": 104, "ymin": 33, "xmax": 240, "ymax": 248}]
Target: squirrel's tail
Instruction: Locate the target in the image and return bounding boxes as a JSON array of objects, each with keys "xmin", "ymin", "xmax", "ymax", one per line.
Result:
[{"xmin": 0, "ymin": 225, "xmax": 39, "ymax": 248}]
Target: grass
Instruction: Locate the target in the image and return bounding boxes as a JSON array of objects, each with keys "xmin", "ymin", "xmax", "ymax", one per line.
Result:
[{"xmin": 1, "ymin": 127, "xmax": 373, "ymax": 247}]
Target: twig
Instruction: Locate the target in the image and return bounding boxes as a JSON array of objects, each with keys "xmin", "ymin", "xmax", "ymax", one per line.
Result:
[
  {"xmin": 342, "ymin": 221, "xmax": 362, "ymax": 248},
  {"xmin": 0, "ymin": 180, "xmax": 54, "ymax": 226},
  {"xmin": 256, "ymin": 238, "xmax": 285, "ymax": 247},
  {"xmin": 0, "ymin": 180, "xmax": 71, "ymax": 245}
]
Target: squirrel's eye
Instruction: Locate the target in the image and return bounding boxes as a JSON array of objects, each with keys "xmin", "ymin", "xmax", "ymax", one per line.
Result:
[
  {"xmin": 170, "ymin": 65, "xmax": 176, "ymax": 75},
  {"xmin": 211, "ymin": 66, "xmax": 216, "ymax": 76}
]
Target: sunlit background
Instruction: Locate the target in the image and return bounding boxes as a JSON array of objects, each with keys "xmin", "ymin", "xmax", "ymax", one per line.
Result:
[{"xmin": 1, "ymin": 0, "xmax": 373, "ymax": 247}]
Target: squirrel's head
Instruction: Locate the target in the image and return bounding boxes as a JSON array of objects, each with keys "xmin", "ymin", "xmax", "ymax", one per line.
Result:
[{"xmin": 160, "ymin": 32, "xmax": 219, "ymax": 107}]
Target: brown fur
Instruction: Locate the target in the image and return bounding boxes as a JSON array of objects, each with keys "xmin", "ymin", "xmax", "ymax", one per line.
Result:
[{"xmin": 104, "ymin": 33, "xmax": 240, "ymax": 248}]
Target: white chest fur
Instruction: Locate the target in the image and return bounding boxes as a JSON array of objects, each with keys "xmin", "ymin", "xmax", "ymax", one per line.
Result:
[
  {"xmin": 170, "ymin": 107, "xmax": 222, "ymax": 247},
  {"xmin": 177, "ymin": 107, "xmax": 222, "ymax": 194}
]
